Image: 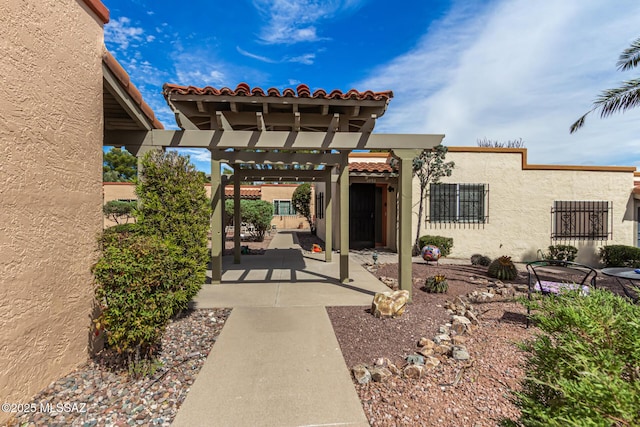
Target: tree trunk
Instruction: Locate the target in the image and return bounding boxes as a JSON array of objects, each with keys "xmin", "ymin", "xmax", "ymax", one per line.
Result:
[{"xmin": 413, "ymin": 184, "xmax": 426, "ymax": 256}]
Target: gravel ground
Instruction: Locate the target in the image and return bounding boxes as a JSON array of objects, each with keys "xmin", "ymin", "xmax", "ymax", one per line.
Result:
[{"xmin": 8, "ymin": 308, "xmax": 230, "ymax": 427}]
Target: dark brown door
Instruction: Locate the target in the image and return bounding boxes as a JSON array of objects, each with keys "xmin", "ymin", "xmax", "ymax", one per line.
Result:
[{"xmin": 350, "ymin": 184, "xmax": 375, "ymax": 249}]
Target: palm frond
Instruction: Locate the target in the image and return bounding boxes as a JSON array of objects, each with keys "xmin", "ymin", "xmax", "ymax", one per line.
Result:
[
  {"xmin": 617, "ymin": 37, "xmax": 640, "ymax": 71},
  {"xmin": 593, "ymin": 78, "xmax": 640, "ymax": 117},
  {"xmin": 569, "ymin": 112, "xmax": 590, "ymax": 134}
]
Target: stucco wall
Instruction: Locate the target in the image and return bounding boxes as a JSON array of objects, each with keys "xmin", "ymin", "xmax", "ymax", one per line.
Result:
[
  {"xmin": 0, "ymin": 0, "xmax": 104, "ymax": 417},
  {"xmin": 413, "ymin": 149, "xmax": 636, "ymax": 264}
]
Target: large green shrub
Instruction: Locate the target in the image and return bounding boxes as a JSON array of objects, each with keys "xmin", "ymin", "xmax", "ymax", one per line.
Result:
[
  {"xmin": 93, "ymin": 232, "xmax": 197, "ymax": 367},
  {"xmin": 225, "ymin": 199, "xmax": 274, "ymax": 241},
  {"xmin": 292, "ymin": 183, "xmax": 314, "ymax": 233},
  {"xmin": 418, "ymin": 235, "xmax": 453, "ymax": 257},
  {"xmin": 600, "ymin": 244, "xmax": 640, "ymax": 267},
  {"xmin": 135, "ymin": 150, "xmax": 211, "ymax": 303},
  {"xmin": 505, "ymin": 289, "xmax": 640, "ymax": 426}
]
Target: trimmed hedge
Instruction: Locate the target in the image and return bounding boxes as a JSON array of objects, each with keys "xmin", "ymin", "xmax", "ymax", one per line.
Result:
[
  {"xmin": 505, "ymin": 289, "xmax": 640, "ymax": 426},
  {"xmin": 599, "ymin": 245, "xmax": 640, "ymax": 267},
  {"xmin": 418, "ymin": 235, "xmax": 453, "ymax": 257},
  {"xmin": 544, "ymin": 245, "xmax": 578, "ymax": 262}
]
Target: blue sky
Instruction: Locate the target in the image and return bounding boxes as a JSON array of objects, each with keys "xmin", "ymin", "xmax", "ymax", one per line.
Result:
[{"xmin": 104, "ymin": 0, "xmax": 640, "ymax": 172}]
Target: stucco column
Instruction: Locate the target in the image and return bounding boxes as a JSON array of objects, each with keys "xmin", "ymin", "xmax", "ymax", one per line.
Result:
[
  {"xmin": 210, "ymin": 159, "xmax": 223, "ymax": 284},
  {"xmin": 233, "ymin": 165, "xmax": 241, "ymax": 264},
  {"xmin": 339, "ymin": 152, "xmax": 350, "ymax": 283},
  {"xmin": 324, "ymin": 169, "xmax": 333, "ymax": 262},
  {"xmin": 392, "ymin": 149, "xmax": 421, "ymax": 299}
]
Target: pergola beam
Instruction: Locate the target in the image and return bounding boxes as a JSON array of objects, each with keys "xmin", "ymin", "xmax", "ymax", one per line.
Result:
[
  {"xmin": 211, "ymin": 150, "xmax": 342, "ymax": 165},
  {"xmin": 230, "ymin": 169, "xmax": 327, "ymax": 180},
  {"xmin": 105, "ymin": 130, "xmax": 444, "ymax": 151}
]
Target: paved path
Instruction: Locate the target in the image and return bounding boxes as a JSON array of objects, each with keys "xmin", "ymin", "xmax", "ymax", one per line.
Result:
[{"xmin": 172, "ymin": 231, "xmax": 386, "ymax": 427}]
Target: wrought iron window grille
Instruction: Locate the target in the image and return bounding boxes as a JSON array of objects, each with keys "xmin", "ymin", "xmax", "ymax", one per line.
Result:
[
  {"xmin": 426, "ymin": 183, "xmax": 489, "ymax": 228},
  {"xmin": 551, "ymin": 200, "xmax": 611, "ymax": 240}
]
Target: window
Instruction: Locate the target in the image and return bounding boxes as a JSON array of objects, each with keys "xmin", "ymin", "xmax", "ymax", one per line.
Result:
[
  {"xmin": 273, "ymin": 199, "xmax": 296, "ymax": 216},
  {"xmin": 552, "ymin": 201, "xmax": 611, "ymax": 240},
  {"xmin": 427, "ymin": 183, "xmax": 488, "ymax": 223},
  {"xmin": 315, "ymin": 192, "xmax": 324, "ymax": 219}
]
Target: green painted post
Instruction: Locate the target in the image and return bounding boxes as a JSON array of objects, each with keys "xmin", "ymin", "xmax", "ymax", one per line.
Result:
[
  {"xmin": 324, "ymin": 169, "xmax": 333, "ymax": 262},
  {"xmin": 211, "ymin": 159, "xmax": 223, "ymax": 284},
  {"xmin": 233, "ymin": 166, "xmax": 241, "ymax": 264},
  {"xmin": 339, "ymin": 152, "xmax": 350, "ymax": 283}
]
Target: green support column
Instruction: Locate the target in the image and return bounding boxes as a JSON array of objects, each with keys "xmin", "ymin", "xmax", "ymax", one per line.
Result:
[
  {"xmin": 392, "ymin": 149, "xmax": 421, "ymax": 300},
  {"xmin": 210, "ymin": 159, "xmax": 223, "ymax": 284},
  {"xmin": 339, "ymin": 152, "xmax": 350, "ymax": 283},
  {"xmin": 324, "ymin": 169, "xmax": 333, "ymax": 262},
  {"xmin": 233, "ymin": 165, "xmax": 241, "ymax": 264}
]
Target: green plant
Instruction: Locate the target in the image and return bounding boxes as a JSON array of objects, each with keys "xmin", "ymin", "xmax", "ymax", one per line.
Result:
[
  {"xmin": 471, "ymin": 254, "xmax": 492, "ymax": 266},
  {"xmin": 103, "ymin": 147, "xmax": 137, "ymax": 182},
  {"xmin": 292, "ymin": 183, "xmax": 314, "ymax": 233},
  {"xmin": 600, "ymin": 245, "xmax": 640, "ymax": 267},
  {"xmin": 135, "ymin": 149, "xmax": 211, "ymax": 305},
  {"xmin": 504, "ymin": 289, "xmax": 640, "ymax": 426},
  {"xmin": 103, "ymin": 200, "xmax": 137, "ymax": 224},
  {"xmin": 487, "ymin": 256, "xmax": 518, "ymax": 281},
  {"xmin": 423, "ymin": 274, "xmax": 449, "ymax": 293},
  {"xmin": 418, "ymin": 235, "xmax": 453, "ymax": 257},
  {"xmin": 225, "ymin": 199, "xmax": 274, "ymax": 241},
  {"xmin": 93, "ymin": 232, "xmax": 196, "ymax": 372},
  {"xmin": 541, "ymin": 245, "xmax": 578, "ymax": 262}
]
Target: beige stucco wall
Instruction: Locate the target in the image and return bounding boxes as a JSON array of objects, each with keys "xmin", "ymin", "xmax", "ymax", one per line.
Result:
[
  {"xmin": 0, "ymin": 0, "xmax": 104, "ymax": 419},
  {"xmin": 414, "ymin": 149, "xmax": 636, "ymax": 265}
]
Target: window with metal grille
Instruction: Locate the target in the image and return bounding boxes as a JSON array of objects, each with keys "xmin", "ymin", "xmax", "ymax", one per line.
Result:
[
  {"xmin": 551, "ymin": 201, "xmax": 611, "ymax": 240},
  {"xmin": 273, "ymin": 199, "xmax": 296, "ymax": 216},
  {"xmin": 427, "ymin": 183, "xmax": 488, "ymax": 223},
  {"xmin": 315, "ymin": 192, "xmax": 324, "ymax": 219}
]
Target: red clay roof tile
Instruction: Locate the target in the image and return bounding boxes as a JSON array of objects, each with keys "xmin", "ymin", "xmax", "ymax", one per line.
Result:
[
  {"xmin": 224, "ymin": 187, "xmax": 261, "ymax": 199},
  {"xmin": 103, "ymin": 51, "xmax": 164, "ymax": 129},
  {"xmin": 348, "ymin": 162, "xmax": 394, "ymax": 173},
  {"xmin": 163, "ymin": 82, "xmax": 393, "ymax": 101}
]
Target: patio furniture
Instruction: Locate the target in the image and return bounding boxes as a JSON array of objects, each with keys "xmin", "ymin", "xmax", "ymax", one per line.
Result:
[
  {"xmin": 601, "ymin": 268, "xmax": 640, "ymax": 303},
  {"xmin": 526, "ymin": 260, "xmax": 598, "ymax": 327}
]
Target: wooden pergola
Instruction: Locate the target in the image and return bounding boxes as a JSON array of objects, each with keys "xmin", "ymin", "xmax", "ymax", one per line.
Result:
[{"xmin": 104, "ymin": 82, "xmax": 444, "ymax": 297}]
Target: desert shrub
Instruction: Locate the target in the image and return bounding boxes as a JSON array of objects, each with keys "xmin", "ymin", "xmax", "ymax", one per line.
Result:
[
  {"xmin": 135, "ymin": 150, "xmax": 211, "ymax": 304},
  {"xmin": 225, "ymin": 199, "xmax": 274, "ymax": 241},
  {"xmin": 471, "ymin": 254, "xmax": 492, "ymax": 266},
  {"xmin": 418, "ymin": 235, "xmax": 453, "ymax": 257},
  {"xmin": 600, "ymin": 245, "xmax": 640, "ymax": 267},
  {"xmin": 103, "ymin": 200, "xmax": 137, "ymax": 224},
  {"xmin": 93, "ymin": 232, "xmax": 197, "ymax": 373},
  {"xmin": 423, "ymin": 275, "xmax": 448, "ymax": 293},
  {"xmin": 504, "ymin": 289, "xmax": 640, "ymax": 426},
  {"xmin": 487, "ymin": 256, "xmax": 518, "ymax": 281},
  {"xmin": 543, "ymin": 245, "xmax": 578, "ymax": 262}
]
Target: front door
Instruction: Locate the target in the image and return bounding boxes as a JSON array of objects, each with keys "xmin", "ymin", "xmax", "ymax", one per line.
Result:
[{"xmin": 350, "ymin": 184, "xmax": 375, "ymax": 249}]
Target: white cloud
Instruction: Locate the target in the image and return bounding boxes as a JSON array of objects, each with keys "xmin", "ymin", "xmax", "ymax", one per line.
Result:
[
  {"xmin": 236, "ymin": 46, "xmax": 277, "ymax": 63},
  {"xmin": 358, "ymin": 0, "xmax": 640, "ymax": 166},
  {"xmin": 287, "ymin": 53, "xmax": 315, "ymax": 65},
  {"xmin": 104, "ymin": 17, "xmax": 145, "ymax": 50},
  {"xmin": 253, "ymin": 0, "xmax": 365, "ymax": 44}
]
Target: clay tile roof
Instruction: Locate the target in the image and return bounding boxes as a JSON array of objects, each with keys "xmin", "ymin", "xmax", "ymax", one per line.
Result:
[
  {"xmin": 162, "ymin": 82, "xmax": 393, "ymax": 101},
  {"xmin": 103, "ymin": 51, "xmax": 164, "ymax": 129},
  {"xmin": 224, "ymin": 187, "xmax": 261, "ymax": 199},
  {"xmin": 348, "ymin": 162, "xmax": 394, "ymax": 173}
]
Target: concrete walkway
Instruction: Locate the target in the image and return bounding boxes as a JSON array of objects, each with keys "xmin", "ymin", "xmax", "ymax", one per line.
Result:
[{"xmin": 172, "ymin": 231, "xmax": 388, "ymax": 427}]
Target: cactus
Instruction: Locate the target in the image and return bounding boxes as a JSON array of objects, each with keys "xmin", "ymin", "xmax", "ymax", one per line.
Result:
[
  {"xmin": 423, "ymin": 274, "xmax": 449, "ymax": 293},
  {"xmin": 471, "ymin": 254, "xmax": 492, "ymax": 266},
  {"xmin": 487, "ymin": 256, "xmax": 518, "ymax": 281}
]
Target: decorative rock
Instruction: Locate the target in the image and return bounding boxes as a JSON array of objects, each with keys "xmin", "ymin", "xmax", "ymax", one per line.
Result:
[
  {"xmin": 418, "ymin": 337, "xmax": 434, "ymax": 348},
  {"xmin": 388, "ymin": 363, "xmax": 402, "ymax": 376},
  {"xmin": 465, "ymin": 310, "xmax": 479, "ymax": 326},
  {"xmin": 452, "ymin": 346, "xmax": 470, "ymax": 361},
  {"xmin": 452, "ymin": 335, "xmax": 467, "ymax": 345},
  {"xmin": 424, "ymin": 356, "xmax": 440, "ymax": 369},
  {"xmin": 434, "ymin": 344, "xmax": 452, "ymax": 356},
  {"xmin": 352, "ymin": 364, "xmax": 371, "ymax": 384},
  {"xmin": 370, "ymin": 367, "xmax": 393, "ymax": 382},
  {"xmin": 433, "ymin": 334, "xmax": 451, "ymax": 344},
  {"xmin": 403, "ymin": 364, "xmax": 425, "ymax": 379},
  {"xmin": 371, "ymin": 290, "xmax": 410, "ymax": 318},
  {"xmin": 417, "ymin": 346, "xmax": 434, "ymax": 357},
  {"xmin": 405, "ymin": 354, "xmax": 425, "ymax": 365}
]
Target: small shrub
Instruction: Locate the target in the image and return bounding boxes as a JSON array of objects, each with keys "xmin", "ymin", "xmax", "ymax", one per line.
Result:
[
  {"xmin": 225, "ymin": 199, "xmax": 274, "ymax": 241},
  {"xmin": 543, "ymin": 245, "xmax": 578, "ymax": 262},
  {"xmin": 103, "ymin": 200, "xmax": 137, "ymax": 224},
  {"xmin": 418, "ymin": 235, "xmax": 453, "ymax": 257},
  {"xmin": 487, "ymin": 256, "xmax": 518, "ymax": 281},
  {"xmin": 471, "ymin": 254, "xmax": 492, "ymax": 266},
  {"xmin": 505, "ymin": 289, "xmax": 640, "ymax": 426},
  {"xmin": 600, "ymin": 245, "xmax": 640, "ymax": 267},
  {"xmin": 423, "ymin": 275, "xmax": 448, "ymax": 293}
]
